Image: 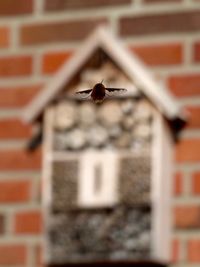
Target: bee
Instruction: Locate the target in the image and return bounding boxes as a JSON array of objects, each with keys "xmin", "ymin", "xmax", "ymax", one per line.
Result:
[{"xmin": 75, "ymin": 81, "xmax": 127, "ymax": 103}]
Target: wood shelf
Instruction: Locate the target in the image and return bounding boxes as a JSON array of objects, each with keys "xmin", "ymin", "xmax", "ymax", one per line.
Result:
[{"xmin": 49, "ymin": 260, "xmax": 168, "ymax": 267}]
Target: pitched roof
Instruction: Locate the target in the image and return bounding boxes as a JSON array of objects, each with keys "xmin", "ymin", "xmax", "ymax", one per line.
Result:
[{"xmin": 22, "ymin": 26, "xmax": 186, "ymax": 125}]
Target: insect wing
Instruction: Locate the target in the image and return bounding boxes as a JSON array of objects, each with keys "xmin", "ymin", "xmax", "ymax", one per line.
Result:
[
  {"xmin": 75, "ymin": 89, "xmax": 92, "ymax": 99},
  {"xmin": 105, "ymin": 87, "xmax": 127, "ymax": 97}
]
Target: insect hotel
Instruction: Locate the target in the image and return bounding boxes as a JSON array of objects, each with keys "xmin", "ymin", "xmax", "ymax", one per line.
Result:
[{"xmin": 22, "ymin": 27, "xmax": 186, "ymax": 267}]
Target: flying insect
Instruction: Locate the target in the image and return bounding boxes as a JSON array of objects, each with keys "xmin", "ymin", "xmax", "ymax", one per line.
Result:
[{"xmin": 75, "ymin": 82, "xmax": 127, "ymax": 103}]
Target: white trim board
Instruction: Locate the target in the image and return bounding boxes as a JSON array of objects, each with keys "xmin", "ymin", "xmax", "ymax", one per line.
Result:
[
  {"xmin": 151, "ymin": 109, "xmax": 173, "ymax": 263},
  {"xmin": 42, "ymin": 107, "xmax": 55, "ymax": 263}
]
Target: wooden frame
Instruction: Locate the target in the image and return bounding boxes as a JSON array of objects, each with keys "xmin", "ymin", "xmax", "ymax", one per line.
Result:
[
  {"xmin": 151, "ymin": 109, "xmax": 173, "ymax": 263},
  {"xmin": 42, "ymin": 107, "xmax": 55, "ymax": 263},
  {"xmin": 48, "ymin": 261, "xmax": 167, "ymax": 267},
  {"xmin": 42, "ymin": 106, "xmax": 173, "ymax": 265}
]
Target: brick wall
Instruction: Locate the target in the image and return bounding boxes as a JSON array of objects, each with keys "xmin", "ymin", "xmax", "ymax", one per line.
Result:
[{"xmin": 0, "ymin": 0, "xmax": 200, "ymax": 266}]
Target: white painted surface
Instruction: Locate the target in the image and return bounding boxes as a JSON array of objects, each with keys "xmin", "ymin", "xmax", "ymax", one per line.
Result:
[
  {"xmin": 78, "ymin": 151, "xmax": 119, "ymax": 208},
  {"xmin": 151, "ymin": 110, "xmax": 173, "ymax": 262},
  {"xmin": 42, "ymin": 107, "xmax": 55, "ymax": 263}
]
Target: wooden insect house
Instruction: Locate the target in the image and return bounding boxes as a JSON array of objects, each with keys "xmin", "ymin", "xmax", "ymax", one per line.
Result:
[{"xmin": 22, "ymin": 26, "xmax": 186, "ymax": 267}]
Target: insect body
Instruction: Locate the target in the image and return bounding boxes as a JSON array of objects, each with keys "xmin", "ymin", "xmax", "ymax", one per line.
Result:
[{"xmin": 76, "ymin": 82, "xmax": 127, "ymax": 103}]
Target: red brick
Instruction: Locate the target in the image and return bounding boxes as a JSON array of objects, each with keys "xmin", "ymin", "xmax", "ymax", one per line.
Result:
[
  {"xmin": 171, "ymin": 239, "xmax": 180, "ymax": 263},
  {"xmin": 186, "ymin": 107, "xmax": 200, "ymax": 129},
  {"xmin": 0, "ymin": 84, "xmax": 42, "ymax": 108},
  {"xmin": 14, "ymin": 211, "xmax": 42, "ymax": 234},
  {"xmin": 193, "ymin": 41, "xmax": 200, "ymax": 62},
  {"xmin": 174, "ymin": 205, "xmax": 200, "ymax": 228},
  {"xmin": 45, "ymin": 0, "xmax": 131, "ymax": 11},
  {"xmin": 192, "ymin": 172, "xmax": 200, "ymax": 195},
  {"xmin": 187, "ymin": 239, "xmax": 200, "ymax": 262},
  {"xmin": 42, "ymin": 51, "xmax": 72, "ymax": 74},
  {"xmin": 0, "ymin": 180, "xmax": 31, "ymax": 203},
  {"xmin": 168, "ymin": 74, "xmax": 200, "ymax": 97},
  {"xmin": 175, "ymin": 139, "xmax": 200, "ymax": 162},
  {"xmin": 173, "ymin": 172, "xmax": 183, "ymax": 196},
  {"xmin": 20, "ymin": 18, "xmax": 107, "ymax": 45},
  {"xmin": 120, "ymin": 11, "xmax": 200, "ymax": 36},
  {"xmin": 0, "ymin": 55, "xmax": 32, "ymax": 77},
  {"xmin": 130, "ymin": 43, "xmax": 182, "ymax": 66},
  {"xmin": 0, "ymin": 0, "xmax": 33, "ymax": 16},
  {"xmin": 0, "ymin": 118, "xmax": 32, "ymax": 139},
  {"xmin": 0, "ymin": 149, "xmax": 41, "ymax": 171},
  {"xmin": 0, "ymin": 27, "xmax": 9, "ymax": 48},
  {"xmin": 0, "ymin": 244, "xmax": 27, "ymax": 265}
]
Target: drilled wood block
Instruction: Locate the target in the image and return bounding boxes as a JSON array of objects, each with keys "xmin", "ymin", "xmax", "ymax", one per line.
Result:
[{"xmin": 52, "ymin": 160, "xmax": 78, "ymax": 211}]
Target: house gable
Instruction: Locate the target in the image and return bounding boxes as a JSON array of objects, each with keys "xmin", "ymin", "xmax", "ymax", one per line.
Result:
[{"xmin": 21, "ymin": 26, "xmax": 186, "ymax": 129}]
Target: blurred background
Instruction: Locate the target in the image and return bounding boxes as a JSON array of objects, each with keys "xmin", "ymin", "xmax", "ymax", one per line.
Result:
[{"xmin": 0, "ymin": 0, "xmax": 200, "ymax": 266}]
